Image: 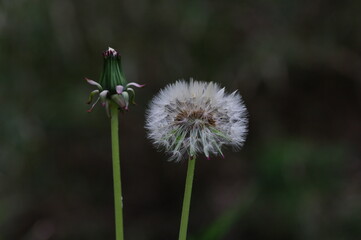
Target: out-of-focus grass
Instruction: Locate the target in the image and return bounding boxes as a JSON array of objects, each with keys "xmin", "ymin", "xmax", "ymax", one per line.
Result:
[
  {"xmin": 191, "ymin": 139, "xmax": 357, "ymax": 240},
  {"xmin": 191, "ymin": 187, "xmax": 257, "ymax": 240}
]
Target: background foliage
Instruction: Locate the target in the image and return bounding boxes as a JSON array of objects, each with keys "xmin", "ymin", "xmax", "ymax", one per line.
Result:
[{"xmin": 0, "ymin": 0, "xmax": 360, "ymax": 239}]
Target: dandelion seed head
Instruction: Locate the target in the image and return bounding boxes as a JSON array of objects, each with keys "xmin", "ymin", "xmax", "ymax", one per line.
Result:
[{"xmin": 146, "ymin": 79, "xmax": 248, "ymax": 162}]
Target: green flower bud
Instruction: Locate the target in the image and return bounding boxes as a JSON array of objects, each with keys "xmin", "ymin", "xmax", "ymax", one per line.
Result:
[
  {"xmin": 99, "ymin": 47, "xmax": 127, "ymax": 94},
  {"xmin": 85, "ymin": 47, "xmax": 145, "ymax": 116}
]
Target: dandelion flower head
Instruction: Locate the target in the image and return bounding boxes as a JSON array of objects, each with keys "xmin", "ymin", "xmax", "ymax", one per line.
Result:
[{"xmin": 146, "ymin": 79, "xmax": 248, "ymax": 161}]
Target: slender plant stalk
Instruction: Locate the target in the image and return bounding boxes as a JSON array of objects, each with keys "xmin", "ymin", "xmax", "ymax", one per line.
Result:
[
  {"xmin": 110, "ymin": 103, "xmax": 124, "ymax": 240},
  {"xmin": 179, "ymin": 156, "xmax": 196, "ymax": 240}
]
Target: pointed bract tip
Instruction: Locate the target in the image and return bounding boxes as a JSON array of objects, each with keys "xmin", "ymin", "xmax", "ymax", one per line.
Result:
[
  {"xmin": 85, "ymin": 78, "xmax": 102, "ymax": 90},
  {"xmin": 127, "ymin": 82, "xmax": 146, "ymax": 88}
]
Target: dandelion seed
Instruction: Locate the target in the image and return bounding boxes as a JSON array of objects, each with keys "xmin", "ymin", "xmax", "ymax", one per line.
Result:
[{"xmin": 146, "ymin": 79, "xmax": 248, "ymax": 161}]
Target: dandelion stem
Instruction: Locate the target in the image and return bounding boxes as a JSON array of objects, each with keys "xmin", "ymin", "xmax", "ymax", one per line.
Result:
[
  {"xmin": 179, "ymin": 156, "xmax": 196, "ymax": 240},
  {"xmin": 110, "ymin": 103, "xmax": 124, "ymax": 240}
]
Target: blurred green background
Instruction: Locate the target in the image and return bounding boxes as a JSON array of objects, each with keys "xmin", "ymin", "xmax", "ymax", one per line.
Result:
[{"xmin": 1, "ymin": 0, "xmax": 361, "ymax": 239}]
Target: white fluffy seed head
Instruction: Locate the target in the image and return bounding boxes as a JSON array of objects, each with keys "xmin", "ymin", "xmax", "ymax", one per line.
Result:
[{"xmin": 146, "ymin": 79, "xmax": 248, "ymax": 162}]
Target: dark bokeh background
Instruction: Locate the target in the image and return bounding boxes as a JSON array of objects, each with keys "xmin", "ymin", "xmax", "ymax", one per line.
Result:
[{"xmin": 1, "ymin": 0, "xmax": 361, "ymax": 239}]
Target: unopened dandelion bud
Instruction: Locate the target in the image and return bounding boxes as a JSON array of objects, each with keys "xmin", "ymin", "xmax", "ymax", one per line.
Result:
[{"xmin": 85, "ymin": 47, "xmax": 144, "ymax": 115}]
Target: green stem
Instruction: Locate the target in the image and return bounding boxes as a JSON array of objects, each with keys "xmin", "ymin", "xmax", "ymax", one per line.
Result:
[
  {"xmin": 110, "ymin": 103, "xmax": 124, "ymax": 240},
  {"xmin": 179, "ymin": 156, "xmax": 196, "ymax": 240}
]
